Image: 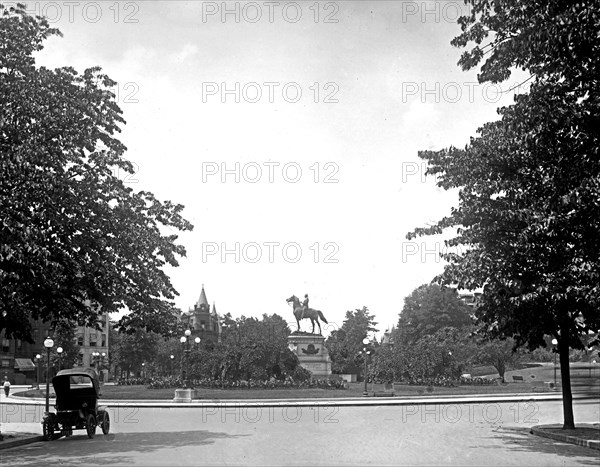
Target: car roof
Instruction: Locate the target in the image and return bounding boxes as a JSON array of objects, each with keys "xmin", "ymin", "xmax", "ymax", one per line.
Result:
[
  {"xmin": 52, "ymin": 368, "xmax": 101, "ymax": 395},
  {"xmin": 55, "ymin": 367, "xmax": 99, "ymax": 379}
]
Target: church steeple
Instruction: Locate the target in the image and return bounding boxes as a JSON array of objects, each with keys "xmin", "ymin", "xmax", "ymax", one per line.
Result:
[
  {"xmin": 181, "ymin": 283, "xmax": 221, "ymax": 343},
  {"xmin": 196, "ymin": 284, "xmax": 209, "ymax": 309}
]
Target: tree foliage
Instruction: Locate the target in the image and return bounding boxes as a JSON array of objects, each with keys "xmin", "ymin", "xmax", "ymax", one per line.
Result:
[
  {"xmin": 452, "ymin": 0, "xmax": 598, "ymax": 89},
  {"xmin": 110, "ymin": 326, "xmax": 159, "ymax": 379},
  {"xmin": 408, "ymin": 0, "xmax": 599, "ymax": 428},
  {"xmin": 187, "ymin": 314, "xmax": 299, "ymax": 381},
  {"xmin": 49, "ymin": 320, "xmax": 78, "ymax": 370},
  {"xmin": 403, "ymin": 327, "xmax": 475, "ymax": 379},
  {"xmin": 474, "ymin": 336, "xmax": 521, "ymax": 383},
  {"xmin": 397, "ymin": 284, "xmax": 473, "ymax": 345},
  {"xmin": 0, "ymin": 5, "xmax": 193, "ymax": 340},
  {"xmin": 325, "ymin": 306, "xmax": 378, "ymax": 374}
]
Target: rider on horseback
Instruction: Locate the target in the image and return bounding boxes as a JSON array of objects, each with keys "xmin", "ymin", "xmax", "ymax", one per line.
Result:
[{"xmin": 301, "ymin": 294, "xmax": 309, "ymax": 319}]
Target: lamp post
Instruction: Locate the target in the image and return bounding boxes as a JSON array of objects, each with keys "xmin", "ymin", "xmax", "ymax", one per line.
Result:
[
  {"xmin": 56, "ymin": 347, "xmax": 63, "ymax": 372},
  {"xmin": 552, "ymin": 338, "xmax": 558, "ymax": 386},
  {"xmin": 43, "ymin": 337, "xmax": 54, "ymax": 414},
  {"xmin": 170, "ymin": 355, "xmax": 174, "ymax": 376},
  {"xmin": 361, "ymin": 337, "xmax": 370, "ymax": 397},
  {"xmin": 101, "ymin": 352, "xmax": 106, "ymax": 381},
  {"xmin": 141, "ymin": 362, "xmax": 145, "ymax": 379},
  {"xmin": 35, "ymin": 354, "xmax": 42, "ymax": 390},
  {"xmin": 180, "ymin": 329, "xmax": 201, "ymax": 389}
]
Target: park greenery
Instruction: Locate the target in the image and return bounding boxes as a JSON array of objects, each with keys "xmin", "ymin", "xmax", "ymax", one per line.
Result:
[
  {"xmin": 325, "ymin": 306, "xmax": 378, "ymax": 374},
  {"xmin": 407, "ymin": 0, "xmax": 599, "ymax": 428},
  {"xmin": 48, "ymin": 320, "xmax": 79, "ymax": 370},
  {"xmin": 0, "ymin": 4, "xmax": 193, "ymax": 341},
  {"xmin": 111, "ymin": 314, "xmax": 315, "ymax": 386},
  {"xmin": 397, "ymin": 284, "xmax": 472, "ymax": 345},
  {"xmin": 1, "ymin": 1, "xmax": 598, "ymax": 424}
]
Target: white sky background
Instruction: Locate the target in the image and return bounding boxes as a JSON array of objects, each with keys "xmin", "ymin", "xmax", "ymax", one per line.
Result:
[{"xmin": 26, "ymin": 0, "xmax": 529, "ymax": 336}]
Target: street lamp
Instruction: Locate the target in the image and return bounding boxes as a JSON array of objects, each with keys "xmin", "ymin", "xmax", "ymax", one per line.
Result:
[
  {"xmin": 552, "ymin": 338, "xmax": 558, "ymax": 386},
  {"xmin": 170, "ymin": 355, "xmax": 174, "ymax": 376},
  {"xmin": 101, "ymin": 352, "xmax": 106, "ymax": 381},
  {"xmin": 180, "ymin": 329, "xmax": 201, "ymax": 389},
  {"xmin": 141, "ymin": 362, "xmax": 145, "ymax": 379},
  {"xmin": 35, "ymin": 354, "xmax": 42, "ymax": 390},
  {"xmin": 56, "ymin": 347, "xmax": 63, "ymax": 372},
  {"xmin": 362, "ymin": 337, "xmax": 370, "ymax": 397},
  {"xmin": 43, "ymin": 337, "xmax": 54, "ymax": 415}
]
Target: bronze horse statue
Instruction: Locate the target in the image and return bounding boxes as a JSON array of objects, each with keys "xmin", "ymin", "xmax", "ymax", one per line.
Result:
[{"xmin": 286, "ymin": 295, "xmax": 328, "ymax": 335}]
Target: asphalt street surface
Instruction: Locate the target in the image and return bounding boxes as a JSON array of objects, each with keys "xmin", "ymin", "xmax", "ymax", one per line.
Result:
[{"xmin": 1, "ymin": 398, "xmax": 599, "ymax": 466}]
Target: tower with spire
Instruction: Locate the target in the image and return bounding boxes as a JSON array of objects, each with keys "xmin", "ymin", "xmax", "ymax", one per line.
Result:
[{"xmin": 180, "ymin": 284, "xmax": 221, "ymax": 342}]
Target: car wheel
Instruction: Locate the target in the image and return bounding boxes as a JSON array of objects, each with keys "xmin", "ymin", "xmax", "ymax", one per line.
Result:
[
  {"xmin": 42, "ymin": 418, "xmax": 55, "ymax": 441},
  {"xmin": 86, "ymin": 414, "xmax": 96, "ymax": 439},
  {"xmin": 101, "ymin": 411, "xmax": 110, "ymax": 435}
]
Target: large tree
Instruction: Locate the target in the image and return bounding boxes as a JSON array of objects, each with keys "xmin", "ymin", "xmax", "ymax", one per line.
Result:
[
  {"xmin": 0, "ymin": 5, "xmax": 193, "ymax": 340},
  {"xmin": 49, "ymin": 319, "xmax": 78, "ymax": 371},
  {"xmin": 397, "ymin": 284, "xmax": 473, "ymax": 345},
  {"xmin": 475, "ymin": 337, "xmax": 522, "ymax": 383},
  {"xmin": 325, "ymin": 306, "xmax": 378, "ymax": 375},
  {"xmin": 188, "ymin": 314, "xmax": 299, "ymax": 382},
  {"xmin": 111, "ymin": 326, "xmax": 159, "ymax": 380},
  {"xmin": 408, "ymin": 0, "xmax": 599, "ymax": 428}
]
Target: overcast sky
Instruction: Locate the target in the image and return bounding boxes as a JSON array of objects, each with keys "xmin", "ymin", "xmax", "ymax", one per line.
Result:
[{"xmin": 28, "ymin": 0, "xmax": 528, "ymax": 336}]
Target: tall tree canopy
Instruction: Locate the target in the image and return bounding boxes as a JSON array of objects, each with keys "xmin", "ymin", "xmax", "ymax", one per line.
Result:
[
  {"xmin": 326, "ymin": 306, "xmax": 378, "ymax": 374},
  {"xmin": 397, "ymin": 284, "xmax": 473, "ymax": 345},
  {"xmin": 408, "ymin": 0, "xmax": 599, "ymax": 428},
  {"xmin": 0, "ymin": 5, "xmax": 193, "ymax": 340}
]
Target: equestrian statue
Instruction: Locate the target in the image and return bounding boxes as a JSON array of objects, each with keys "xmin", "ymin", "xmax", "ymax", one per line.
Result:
[{"xmin": 286, "ymin": 294, "xmax": 328, "ymax": 335}]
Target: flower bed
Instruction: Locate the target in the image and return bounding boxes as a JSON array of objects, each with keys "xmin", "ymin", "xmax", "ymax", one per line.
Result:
[{"xmin": 117, "ymin": 376, "xmax": 346, "ymax": 390}]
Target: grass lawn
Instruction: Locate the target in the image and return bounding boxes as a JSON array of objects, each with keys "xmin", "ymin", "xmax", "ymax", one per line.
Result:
[
  {"xmin": 14, "ymin": 381, "xmax": 560, "ymax": 401},
  {"xmin": 14, "ymin": 363, "xmax": 598, "ymax": 401}
]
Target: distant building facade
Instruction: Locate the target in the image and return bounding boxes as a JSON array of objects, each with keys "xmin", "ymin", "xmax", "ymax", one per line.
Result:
[
  {"xmin": 179, "ymin": 285, "xmax": 221, "ymax": 342},
  {"xmin": 381, "ymin": 327, "xmax": 396, "ymax": 346},
  {"xmin": 1, "ymin": 313, "xmax": 110, "ymax": 384},
  {"xmin": 457, "ymin": 290, "xmax": 482, "ymax": 309},
  {"xmin": 75, "ymin": 313, "xmax": 110, "ymax": 381},
  {"xmin": 1, "ymin": 318, "xmax": 53, "ymax": 384}
]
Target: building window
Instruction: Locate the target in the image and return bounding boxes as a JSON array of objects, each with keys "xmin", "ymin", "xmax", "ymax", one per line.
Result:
[
  {"xmin": 101, "ymin": 336, "xmax": 106, "ymax": 347},
  {"xmin": 2, "ymin": 338, "xmax": 9, "ymax": 353},
  {"xmin": 77, "ymin": 336, "xmax": 84, "ymax": 346},
  {"xmin": 1, "ymin": 359, "xmax": 10, "ymax": 367}
]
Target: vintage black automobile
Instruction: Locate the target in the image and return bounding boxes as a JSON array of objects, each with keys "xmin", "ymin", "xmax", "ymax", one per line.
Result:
[{"xmin": 42, "ymin": 368, "xmax": 110, "ymax": 440}]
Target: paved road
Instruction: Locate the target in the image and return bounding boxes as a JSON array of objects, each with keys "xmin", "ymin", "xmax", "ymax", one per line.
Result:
[{"xmin": 1, "ymin": 399, "xmax": 599, "ymax": 466}]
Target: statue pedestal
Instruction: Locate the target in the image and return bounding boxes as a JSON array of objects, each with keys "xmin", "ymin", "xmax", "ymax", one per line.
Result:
[
  {"xmin": 288, "ymin": 334, "xmax": 332, "ymax": 377},
  {"xmin": 173, "ymin": 388, "xmax": 193, "ymax": 402}
]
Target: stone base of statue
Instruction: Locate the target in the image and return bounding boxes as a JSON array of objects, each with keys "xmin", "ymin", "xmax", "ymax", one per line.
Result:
[
  {"xmin": 288, "ymin": 333, "xmax": 332, "ymax": 377},
  {"xmin": 173, "ymin": 388, "xmax": 193, "ymax": 402}
]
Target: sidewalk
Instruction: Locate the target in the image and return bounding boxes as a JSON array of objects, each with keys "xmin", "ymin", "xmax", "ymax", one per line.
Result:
[
  {"xmin": 2, "ymin": 388, "xmax": 599, "ymax": 452},
  {"xmin": 0, "ymin": 386, "xmax": 44, "ymax": 450},
  {"xmin": 530, "ymin": 423, "xmax": 600, "ymax": 451},
  {"xmin": 0, "ymin": 430, "xmax": 43, "ymax": 450}
]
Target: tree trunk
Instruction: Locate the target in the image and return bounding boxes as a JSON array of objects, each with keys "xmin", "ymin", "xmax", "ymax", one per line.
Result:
[
  {"xmin": 558, "ymin": 325, "xmax": 575, "ymax": 429},
  {"xmin": 495, "ymin": 360, "xmax": 506, "ymax": 383}
]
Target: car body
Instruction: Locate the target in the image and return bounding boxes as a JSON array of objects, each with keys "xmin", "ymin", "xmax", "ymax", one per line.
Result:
[{"xmin": 42, "ymin": 368, "xmax": 110, "ymax": 440}]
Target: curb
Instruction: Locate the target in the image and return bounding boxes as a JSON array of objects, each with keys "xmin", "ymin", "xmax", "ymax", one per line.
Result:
[
  {"xmin": 530, "ymin": 425, "xmax": 600, "ymax": 451},
  {"xmin": 5, "ymin": 392, "xmax": 591, "ymax": 408},
  {"xmin": 0, "ymin": 434, "xmax": 44, "ymax": 450}
]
